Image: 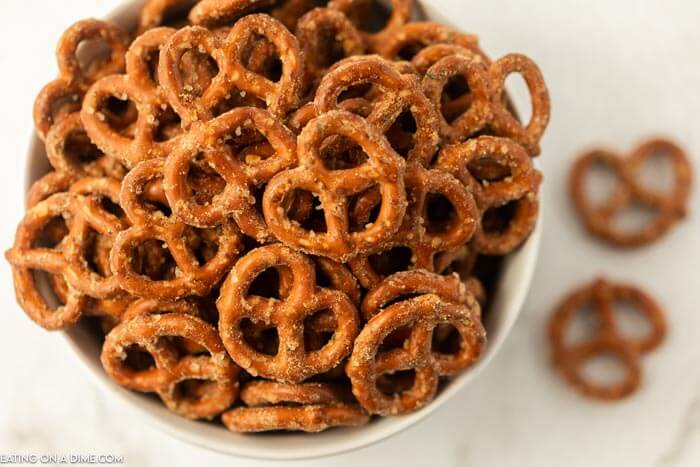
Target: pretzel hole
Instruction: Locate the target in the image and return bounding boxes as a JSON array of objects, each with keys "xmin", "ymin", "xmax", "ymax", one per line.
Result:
[
  {"xmin": 562, "ymin": 303, "xmax": 599, "ymax": 348},
  {"xmin": 304, "ymin": 309, "xmax": 336, "ymax": 351},
  {"xmin": 284, "ymin": 189, "xmax": 328, "ymax": 233},
  {"xmin": 504, "ymin": 74, "xmax": 532, "ymax": 125},
  {"xmin": 153, "ymin": 105, "xmax": 183, "ymax": 143},
  {"xmin": 248, "ymin": 266, "xmax": 292, "ymax": 299},
  {"xmin": 129, "ymin": 239, "xmax": 177, "ymax": 281},
  {"xmin": 467, "ymin": 157, "xmax": 511, "ymax": 183},
  {"xmin": 46, "ymin": 92, "xmax": 82, "ymax": 126},
  {"xmin": 610, "ymin": 202, "xmax": 659, "ymax": 234},
  {"xmin": 338, "ymin": 83, "xmax": 373, "ymax": 103},
  {"xmin": 75, "ymin": 38, "xmax": 117, "ymax": 79},
  {"xmin": 81, "ymin": 229, "xmax": 110, "ymax": 276},
  {"xmin": 32, "ymin": 269, "xmax": 67, "ymax": 308},
  {"xmin": 243, "ymin": 37, "xmax": 283, "ymax": 82},
  {"xmin": 424, "ymin": 193, "xmax": 457, "ymax": 234},
  {"xmin": 184, "ymin": 227, "xmax": 221, "ymax": 265},
  {"xmin": 122, "ymin": 344, "xmax": 157, "ymax": 371},
  {"xmin": 635, "ymin": 151, "xmax": 677, "ymax": 195},
  {"xmin": 172, "ymin": 378, "xmax": 216, "ymax": 402},
  {"xmin": 578, "ymin": 351, "xmax": 631, "ymax": 388},
  {"xmin": 240, "ymin": 319, "xmax": 279, "ymax": 356},
  {"xmin": 63, "ymin": 126, "xmax": 105, "ymax": 166},
  {"xmin": 581, "ymin": 159, "xmax": 621, "ymax": 207},
  {"xmin": 166, "ymin": 336, "xmax": 211, "ymax": 357},
  {"xmin": 142, "ymin": 180, "xmax": 173, "ymax": 217},
  {"xmin": 377, "ymin": 369, "xmax": 416, "ymax": 395},
  {"xmin": 31, "ymin": 216, "xmax": 69, "ymax": 249},
  {"xmin": 396, "ymin": 40, "xmax": 430, "ymax": 61},
  {"xmin": 308, "ymin": 25, "xmax": 355, "ymax": 70},
  {"xmin": 348, "ymin": 185, "xmax": 381, "ymax": 232},
  {"xmin": 385, "ymin": 111, "xmax": 417, "ymax": 158},
  {"xmin": 368, "ymin": 246, "xmax": 413, "ymax": 278},
  {"xmin": 431, "ymin": 323, "xmax": 462, "ymax": 355},
  {"xmin": 481, "ymin": 200, "xmax": 519, "ymax": 235},
  {"xmin": 611, "ymin": 300, "xmax": 655, "ymax": 343},
  {"xmin": 152, "ymin": 1, "xmax": 195, "ymax": 29},
  {"xmin": 319, "ymin": 135, "xmax": 369, "ymax": 170},
  {"xmin": 178, "ymin": 49, "xmax": 220, "ymax": 99},
  {"xmin": 99, "ymin": 95, "xmax": 138, "ymax": 137}
]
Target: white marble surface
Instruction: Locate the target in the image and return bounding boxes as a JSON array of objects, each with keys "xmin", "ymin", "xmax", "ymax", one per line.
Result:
[{"xmin": 1, "ymin": 0, "xmax": 699, "ymax": 466}]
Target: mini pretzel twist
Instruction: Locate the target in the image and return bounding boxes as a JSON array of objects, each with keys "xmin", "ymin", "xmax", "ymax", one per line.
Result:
[
  {"xmin": 548, "ymin": 278, "xmax": 666, "ymax": 400},
  {"xmin": 374, "ymin": 22, "xmax": 479, "ymax": 62},
  {"xmin": 163, "ymin": 106, "xmax": 297, "ymax": 241},
  {"xmin": 110, "ymin": 158, "xmax": 242, "ymax": 300},
  {"xmin": 223, "ymin": 381, "xmax": 368, "ymax": 432},
  {"xmin": 82, "ymin": 27, "xmax": 186, "ymax": 167},
  {"xmin": 101, "ymin": 312, "xmax": 240, "ymax": 419},
  {"xmin": 217, "ymin": 244, "xmax": 360, "ymax": 383},
  {"xmin": 438, "ymin": 135, "xmax": 542, "ymax": 255},
  {"xmin": 33, "ymin": 19, "xmax": 129, "ymax": 141},
  {"xmin": 263, "ymin": 110, "xmax": 407, "ymax": 262},
  {"xmin": 570, "ymin": 138, "xmax": 693, "ymax": 247},
  {"xmin": 347, "ymin": 271, "xmax": 485, "ymax": 415},
  {"xmin": 158, "ymin": 14, "xmax": 304, "ymax": 124},
  {"xmin": 348, "ymin": 163, "xmax": 479, "ymax": 289}
]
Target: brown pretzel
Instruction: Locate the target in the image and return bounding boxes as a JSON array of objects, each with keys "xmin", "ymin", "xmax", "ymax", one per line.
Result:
[
  {"xmin": 101, "ymin": 312, "xmax": 239, "ymax": 419},
  {"xmin": 34, "ymin": 19, "xmax": 129, "ymax": 141},
  {"xmin": 347, "ymin": 284, "xmax": 485, "ymax": 415},
  {"xmin": 348, "ymin": 163, "xmax": 479, "ymax": 289},
  {"xmin": 26, "ymin": 172, "xmax": 78, "ymax": 208},
  {"xmin": 374, "ymin": 22, "xmax": 478, "ymax": 61},
  {"xmin": 570, "ymin": 139, "xmax": 693, "ymax": 247},
  {"xmin": 314, "ymin": 55, "xmax": 439, "ymax": 165},
  {"xmin": 272, "ymin": 0, "xmax": 330, "ymax": 30},
  {"xmin": 411, "ymin": 43, "xmax": 488, "ymax": 75},
  {"xmin": 223, "ymin": 380, "xmax": 367, "ymax": 432},
  {"xmin": 438, "ymin": 135, "xmax": 542, "ymax": 255},
  {"xmin": 139, "ymin": 0, "xmax": 196, "ymax": 33},
  {"xmin": 111, "ymin": 158, "xmax": 242, "ymax": 299},
  {"xmin": 82, "ymin": 27, "xmax": 185, "ymax": 167},
  {"xmin": 163, "ymin": 106, "xmax": 297, "ymax": 241},
  {"xmin": 159, "ymin": 14, "xmax": 304, "ymax": 123},
  {"xmin": 263, "ymin": 110, "xmax": 407, "ymax": 262},
  {"xmin": 218, "ymin": 244, "xmax": 360, "ymax": 383},
  {"xmin": 329, "ymin": 0, "xmax": 413, "ymax": 51},
  {"xmin": 549, "ymin": 278, "xmax": 666, "ymax": 400},
  {"xmin": 488, "ymin": 54, "xmax": 550, "ymax": 156},
  {"xmin": 189, "ymin": 0, "xmax": 276, "ymax": 27}
]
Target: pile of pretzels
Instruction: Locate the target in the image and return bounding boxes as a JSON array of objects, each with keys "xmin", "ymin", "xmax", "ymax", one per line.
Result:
[{"xmin": 7, "ymin": 0, "xmax": 550, "ymax": 432}]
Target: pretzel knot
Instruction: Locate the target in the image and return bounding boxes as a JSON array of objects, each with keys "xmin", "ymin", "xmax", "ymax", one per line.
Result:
[
  {"xmin": 348, "ymin": 164, "xmax": 479, "ymax": 289},
  {"xmin": 82, "ymin": 27, "xmax": 186, "ymax": 167},
  {"xmin": 223, "ymin": 381, "xmax": 368, "ymax": 432},
  {"xmin": 438, "ymin": 135, "xmax": 542, "ymax": 255},
  {"xmin": 347, "ymin": 271, "xmax": 485, "ymax": 415},
  {"xmin": 163, "ymin": 106, "xmax": 297, "ymax": 241},
  {"xmin": 570, "ymin": 139, "xmax": 693, "ymax": 247},
  {"xmin": 263, "ymin": 110, "xmax": 407, "ymax": 262},
  {"xmin": 315, "ymin": 55, "xmax": 440, "ymax": 166},
  {"xmin": 217, "ymin": 244, "xmax": 360, "ymax": 383},
  {"xmin": 110, "ymin": 158, "xmax": 242, "ymax": 300},
  {"xmin": 548, "ymin": 278, "xmax": 666, "ymax": 400},
  {"xmin": 101, "ymin": 312, "xmax": 239, "ymax": 419},
  {"xmin": 158, "ymin": 14, "xmax": 304, "ymax": 124},
  {"xmin": 34, "ymin": 19, "xmax": 129, "ymax": 141}
]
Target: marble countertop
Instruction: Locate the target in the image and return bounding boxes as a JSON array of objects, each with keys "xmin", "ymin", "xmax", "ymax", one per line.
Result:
[{"xmin": 1, "ymin": 1, "xmax": 699, "ymax": 466}]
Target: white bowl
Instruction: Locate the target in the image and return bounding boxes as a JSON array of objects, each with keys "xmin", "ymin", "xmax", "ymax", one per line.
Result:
[{"xmin": 24, "ymin": 0, "xmax": 542, "ymax": 460}]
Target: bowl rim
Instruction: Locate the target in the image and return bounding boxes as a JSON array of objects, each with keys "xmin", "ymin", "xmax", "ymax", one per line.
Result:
[{"xmin": 23, "ymin": 0, "xmax": 543, "ymax": 460}]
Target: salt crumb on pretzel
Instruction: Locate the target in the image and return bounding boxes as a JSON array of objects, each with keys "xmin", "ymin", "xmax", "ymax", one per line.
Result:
[
  {"xmin": 548, "ymin": 278, "xmax": 666, "ymax": 400},
  {"xmin": 570, "ymin": 138, "xmax": 693, "ymax": 247}
]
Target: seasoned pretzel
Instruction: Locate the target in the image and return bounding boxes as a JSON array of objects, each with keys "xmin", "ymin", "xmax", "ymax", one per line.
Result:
[
  {"xmin": 349, "ymin": 164, "xmax": 478, "ymax": 289},
  {"xmin": 111, "ymin": 158, "xmax": 242, "ymax": 299},
  {"xmin": 239, "ymin": 380, "xmax": 350, "ymax": 406},
  {"xmin": 101, "ymin": 312, "xmax": 239, "ymax": 419},
  {"xmin": 411, "ymin": 43, "xmax": 488, "ymax": 75},
  {"xmin": 314, "ymin": 55, "xmax": 439, "ymax": 165},
  {"xmin": 34, "ymin": 19, "xmax": 129, "ymax": 140},
  {"xmin": 189, "ymin": 0, "xmax": 276, "ymax": 27},
  {"xmin": 163, "ymin": 106, "xmax": 297, "ymax": 241},
  {"xmin": 82, "ymin": 27, "xmax": 185, "ymax": 167},
  {"xmin": 438, "ymin": 135, "xmax": 542, "ymax": 255},
  {"xmin": 329, "ymin": 0, "xmax": 413, "ymax": 50},
  {"xmin": 223, "ymin": 402, "xmax": 368, "ymax": 432},
  {"xmin": 549, "ymin": 278, "xmax": 666, "ymax": 400},
  {"xmin": 26, "ymin": 172, "xmax": 77, "ymax": 208},
  {"xmin": 263, "ymin": 110, "xmax": 407, "ymax": 262},
  {"xmin": 570, "ymin": 139, "xmax": 693, "ymax": 247},
  {"xmin": 375, "ymin": 22, "xmax": 478, "ymax": 61},
  {"xmin": 488, "ymin": 54, "xmax": 550, "ymax": 156},
  {"xmin": 139, "ymin": 0, "xmax": 196, "ymax": 33},
  {"xmin": 347, "ymin": 289, "xmax": 485, "ymax": 415},
  {"xmin": 217, "ymin": 244, "xmax": 360, "ymax": 383},
  {"xmin": 159, "ymin": 14, "xmax": 304, "ymax": 123}
]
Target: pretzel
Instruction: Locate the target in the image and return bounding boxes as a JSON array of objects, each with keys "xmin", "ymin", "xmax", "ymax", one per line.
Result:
[
  {"xmin": 347, "ymin": 285, "xmax": 485, "ymax": 415},
  {"xmin": 111, "ymin": 158, "xmax": 242, "ymax": 299},
  {"xmin": 159, "ymin": 14, "xmax": 304, "ymax": 123},
  {"xmin": 488, "ymin": 54, "xmax": 550, "ymax": 156},
  {"xmin": 163, "ymin": 106, "xmax": 297, "ymax": 241},
  {"xmin": 189, "ymin": 0, "xmax": 277, "ymax": 27},
  {"xmin": 329, "ymin": 0, "xmax": 413, "ymax": 50},
  {"xmin": 139, "ymin": 0, "xmax": 196, "ymax": 33},
  {"xmin": 34, "ymin": 19, "xmax": 129, "ymax": 141},
  {"xmin": 570, "ymin": 139, "xmax": 692, "ymax": 247},
  {"xmin": 348, "ymin": 164, "xmax": 479, "ymax": 289},
  {"xmin": 223, "ymin": 380, "xmax": 367, "ymax": 432},
  {"xmin": 101, "ymin": 312, "xmax": 239, "ymax": 419},
  {"xmin": 549, "ymin": 278, "xmax": 666, "ymax": 400},
  {"xmin": 217, "ymin": 244, "xmax": 360, "ymax": 383},
  {"xmin": 26, "ymin": 172, "xmax": 77, "ymax": 208},
  {"xmin": 82, "ymin": 27, "xmax": 186, "ymax": 167},
  {"xmin": 374, "ymin": 22, "xmax": 479, "ymax": 61},
  {"xmin": 411, "ymin": 43, "xmax": 488, "ymax": 75},
  {"xmin": 314, "ymin": 55, "xmax": 440, "ymax": 165},
  {"xmin": 272, "ymin": 0, "xmax": 331, "ymax": 30},
  {"xmin": 438, "ymin": 135, "xmax": 542, "ymax": 255},
  {"xmin": 263, "ymin": 110, "xmax": 407, "ymax": 262}
]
